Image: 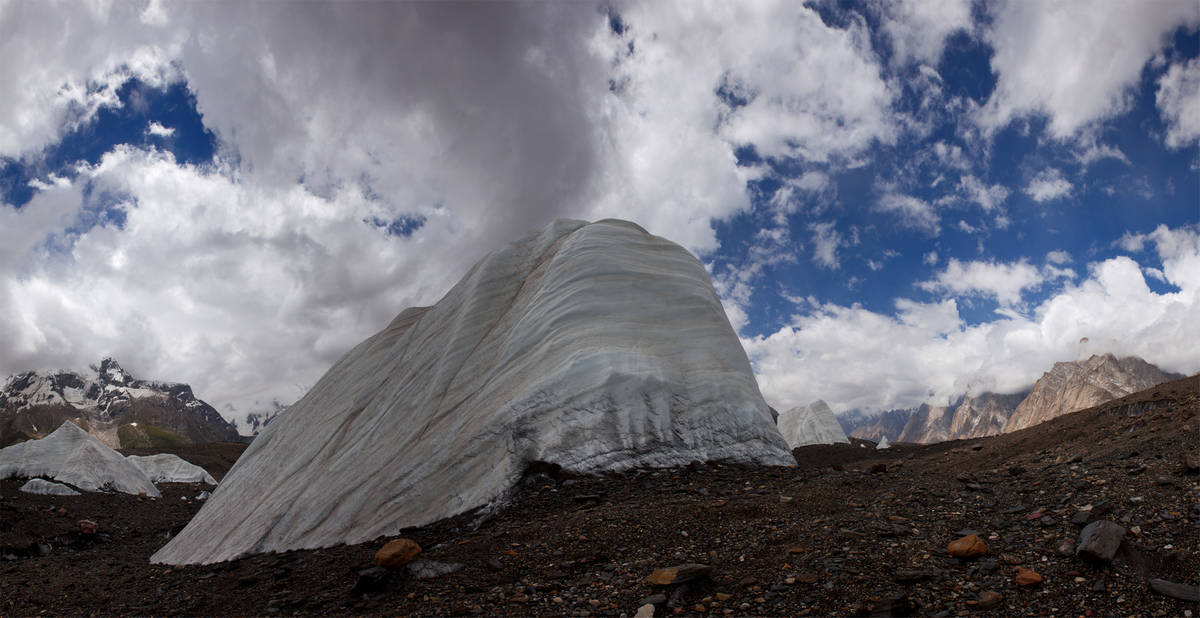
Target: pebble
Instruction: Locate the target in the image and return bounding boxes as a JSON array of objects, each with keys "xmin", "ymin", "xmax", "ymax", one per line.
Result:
[
  {"xmin": 645, "ymin": 564, "xmax": 712, "ymax": 585},
  {"xmin": 1014, "ymin": 567, "xmax": 1042, "ymax": 586},
  {"xmin": 634, "ymin": 604, "xmax": 656, "ymax": 618},
  {"xmin": 977, "ymin": 590, "xmax": 1003, "ymax": 609}
]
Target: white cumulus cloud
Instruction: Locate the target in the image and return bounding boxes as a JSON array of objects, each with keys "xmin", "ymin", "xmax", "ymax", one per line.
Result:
[
  {"xmin": 1025, "ymin": 168, "xmax": 1074, "ymax": 202},
  {"xmin": 1157, "ymin": 56, "xmax": 1200, "ymax": 149},
  {"xmin": 977, "ymin": 0, "xmax": 1200, "ymax": 138},
  {"xmin": 746, "ymin": 224, "xmax": 1200, "ymax": 413}
]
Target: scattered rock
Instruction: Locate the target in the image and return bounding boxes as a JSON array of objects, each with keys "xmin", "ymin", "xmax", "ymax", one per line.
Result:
[
  {"xmin": 1076, "ymin": 520, "xmax": 1125, "ymax": 563},
  {"xmin": 977, "ymin": 590, "xmax": 1003, "ymax": 609},
  {"xmin": 638, "ymin": 593, "xmax": 667, "ymax": 606},
  {"xmin": 350, "ymin": 567, "xmax": 390, "ymax": 596},
  {"xmin": 869, "ymin": 463, "xmax": 887, "ymax": 474},
  {"xmin": 645, "ymin": 564, "xmax": 712, "ymax": 585},
  {"xmin": 634, "ymin": 604, "xmax": 656, "ymax": 618},
  {"xmin": 947, "ymin": 535, "xmax": 988, "ymax": 559},
  {"xmin": 77, "ymin": 520, "xmax": 97, "ymax": 534},
  {"xmin": 1147, "ymin": 578, "xmax": 1199, "ymax": 602},
  {"xmin": 406, "ymin": 559, "xmax": 462, "ymax": 579},
  {"xmin": 892, "ymin": 569, "xmax": 935, "ymax": 584},
  {"xmin": 375, "ymin": 538, "xmax": 421, "ymax": 569},
  {"xmin": 1014, "ymin": 567, "xmax": 1042, "ymax": 586}
]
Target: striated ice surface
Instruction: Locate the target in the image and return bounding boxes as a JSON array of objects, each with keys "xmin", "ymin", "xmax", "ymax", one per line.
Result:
[
  {"xmin": 777, "ymin": 400, "xmax": 849, "ymax": 448},
  {"xmin": 20, "ymin": 478, "xmax": 81, "ymax": 496},
  {"xmin": 152, "ymin": 219, "xmax": 794, "ymax": 564},
  {"xmin": 127, "ymin": 454, "xmax": 217, "ymax": 485},
  {"xmin": 0, "ymin": 422, "xmax": 161, "ymax": 496}
]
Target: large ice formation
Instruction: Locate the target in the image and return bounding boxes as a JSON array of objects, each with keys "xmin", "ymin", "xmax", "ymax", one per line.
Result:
[
  {"xmin": 127, "ymin": 454, "xmax": 217, "ymax": 484},
  {"xmin": 777, "ymin": 400, "xmax": 850, "ymax": 448},
  {"xmin": 0, "ymin": 422, "xmax": 161, "ymax": 496},
  {"xmin": 153, "ymin": 219, "xmax": 794, "ymax": 564}
]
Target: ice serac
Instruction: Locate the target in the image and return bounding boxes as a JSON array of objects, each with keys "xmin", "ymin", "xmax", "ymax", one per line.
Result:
[
  {"xmin": 126, "ymin": 454, "xmax": 217, "ymax": 484},
  {"xmin": 0, "ymin": 421, "xmax": 161, "ymax": 496},
  {"xmin": 152, "ymin": 219, "xmax": 794, "ymax": 565},
  {"xmin": 778, "ymin": 401, "xmax": 849, "ymax": 448},
  {"xmin": 20, "ymin": 478, "xmax": 81, "ymax": 496},
  {"xmin": 1005, "ymin": 354, "xmax": 1179, "ymax": 433}
]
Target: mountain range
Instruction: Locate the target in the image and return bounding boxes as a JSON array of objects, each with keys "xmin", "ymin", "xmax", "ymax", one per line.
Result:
[
  {"xmin": 840, "ymin": 353, "xmax": 1181, "ymax": 444},
  {"xmin": 0, "ymin": 358, "xmax": 240, "ymax": 448}
]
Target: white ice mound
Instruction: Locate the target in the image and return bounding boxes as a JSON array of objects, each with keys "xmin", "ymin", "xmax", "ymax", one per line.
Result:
[
  {"xmin": 778, "ymin": 400, "xmax": 849, "ymax": 448},
  {"xmin": 877, "ymin": 435, "xmax": 891, "ymax": 450},
  {"xmin": 153, "ymin": 218, "xmax": 794, "ymax": 564},
  {"xmin": 0, "ymin": 422, "xmax": 161, "ymax": 497},
  {"xmin": 127, "ymin": 454, "xmax": 217, "ymax": 484},
  {"xmin": 20, "ymin": 478, "xmax": 81, "ymax": 496}
]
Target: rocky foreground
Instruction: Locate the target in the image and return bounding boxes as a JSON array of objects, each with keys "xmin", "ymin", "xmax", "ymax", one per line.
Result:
[{"xmin": 1, "ymin": 377, "xmax": 1197, "ymax": 616}]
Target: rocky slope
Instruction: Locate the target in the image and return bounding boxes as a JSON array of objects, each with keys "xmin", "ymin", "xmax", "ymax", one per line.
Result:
[
  {"xmin": 1004, "ymin": 354, "xmax": 1179, "ymax": 433},
  {"xmin": 0, "ymin": 358, "xmax": 239, "ymax": 448},
  {"xmin": 1, "ymin": 375, "xmax": 1195, "ymax": 616},
  {"xmin": 153, "ymin": 218, "xmax": 794, "ymax": 565},
  {"xmin": 841, "ymin": 407, "xmax": 913, "ymax": 442},
  {"xmin": 778, "ymin": 401, "xmax": 848, "ymax": 448},
  {"xmin": 896, "ymin": 391, "xmax": 1028, "ymax": 444}
]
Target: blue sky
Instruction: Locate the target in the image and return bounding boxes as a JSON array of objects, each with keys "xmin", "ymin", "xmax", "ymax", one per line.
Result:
[{"xmin": 0, "ymin": 1, "xmax": 1197, "ymax": 429}]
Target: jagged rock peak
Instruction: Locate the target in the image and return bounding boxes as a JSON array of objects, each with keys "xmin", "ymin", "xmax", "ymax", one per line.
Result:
[
  {"xmin": 152, "ymin": 218, "xmax": 795, "ymax": 565},
  {"xmin": 1, "ymin": 359, "xmax": 239, "ymax": 448},
  {"xmin": 1004, "ymin": 354, "xmax": 1179, "ymax": 433}
]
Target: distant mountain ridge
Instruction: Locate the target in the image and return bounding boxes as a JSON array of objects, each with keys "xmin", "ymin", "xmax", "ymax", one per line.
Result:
[
  {"xmin": 1004, "ymin": 353, "xmax": 1180, "ymax": 432},
  {"xmin": 837, "ymin": 353, "xmax": 1179, "ymax": 444},
  {"xmin": 0, "ymin": 358, "xmax": 240, "ymax": 448}
]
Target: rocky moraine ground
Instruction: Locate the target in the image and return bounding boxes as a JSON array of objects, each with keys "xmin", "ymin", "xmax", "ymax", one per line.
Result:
[{"xmin": 1, "ymin": 376, "xmax": 1197, "ymax": 616}]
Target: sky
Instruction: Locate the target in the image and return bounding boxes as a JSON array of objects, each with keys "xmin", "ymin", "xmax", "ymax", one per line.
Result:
[{"xmin": 0, "ymin": 0, "xmax": 1197, "ymax": 431}]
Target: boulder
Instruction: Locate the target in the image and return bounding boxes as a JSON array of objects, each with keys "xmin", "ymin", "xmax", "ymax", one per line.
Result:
[
  {"xmin": 375, "ymin": 539, "xmax": 422, "ymax": 569},
  {"xmin": 1076, "ymin": 520, "xmax": 1125, "ymax": 563}
]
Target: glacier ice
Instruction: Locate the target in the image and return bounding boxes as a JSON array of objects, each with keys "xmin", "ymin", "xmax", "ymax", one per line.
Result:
[
  {"xmin": 127, "ymin": 454, "xmax": 217, "ymax": 484},
  {"xmin": 20, "ymin": 478, "xmax": 81, "ymax": 496},
  {"xmin": 777, "ymin": 400, "xmax": 849, "ymax": 448},
  {"xmin": 0, "ymin": 422, "xmax": 161, "ymax": 496},
  {"xmin": 152, "ymin": 219, "xmax": 795, "ymax": 564}
]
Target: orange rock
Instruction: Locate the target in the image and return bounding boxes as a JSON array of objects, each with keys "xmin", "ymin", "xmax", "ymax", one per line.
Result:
[
  {"xmin": 374, "ymin": 538, "xmax": 422, "ymax": 569},
  {"xmin": 947, "ymin": 534, "xmax": 988, "ymax": 559},
  {"xmin": 1014, "ymin": 567, "xmax": 1042, "ymax": 586},
  {"xmin": 646, "ymin": 563, "xmax": 713, "ymax": 585},
  {"xmin": 77, "ymin": 520, "xmax": 98, "ymax": 534}
]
